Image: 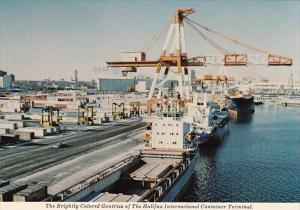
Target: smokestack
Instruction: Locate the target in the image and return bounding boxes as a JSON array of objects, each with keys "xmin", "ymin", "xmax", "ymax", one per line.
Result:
[{"xmin": 74, "ymin": 69, "xmax": 78, "ymax": 82}]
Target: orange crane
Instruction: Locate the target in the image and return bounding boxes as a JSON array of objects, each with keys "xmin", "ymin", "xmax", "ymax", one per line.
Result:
[{"xmin": 106, "ymin": 8, "xmax": 292, "ymax": 115}]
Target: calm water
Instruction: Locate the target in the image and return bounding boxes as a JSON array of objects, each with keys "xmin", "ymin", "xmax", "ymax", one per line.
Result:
[{"xmin": 182, "ymin": 104, "xmax": 300, "ymax": 202}]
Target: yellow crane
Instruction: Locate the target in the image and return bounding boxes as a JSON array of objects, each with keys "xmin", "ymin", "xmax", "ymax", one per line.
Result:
[
  {"xmin": 41, "ymin": 106, "xmax": 62, "ymax": 127},
  {"xmin": 77, "ymin": 104, "xmax": 95, "ymax": 125},
  {"xmin": 129, "ymin": 102, "xmax": 140, "ymax": 117},
  {"xmin": 112, "ymin": 103, "xmax": 125, "ymax": 120}
]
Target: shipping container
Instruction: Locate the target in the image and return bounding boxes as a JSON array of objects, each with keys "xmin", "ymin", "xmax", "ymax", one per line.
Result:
[
  {"xmin": 204, "ymin": 74, "xmax": 213, "ymax": 80},
  {"xmin": 0, "ymin": 184, "xmax": 27, "ymax": 201},
  {"xmin": 0, "ymin": 122, "xmax": 17, "ymax": 129},
  {"xmin": 13, "ymin": 184, "xmax": 47, "ymax": 202},
  {"xmin": 4, "ymin": 114, "xmax": 24, "ymax": 120},
  {"xmin": 17, "ymin": 131, "xmax": 34, "ymax": 141},
  {"xmin": 0, "ymin": 134, "xmax": 19, "ymax": 144},
  {"xmin": 46, "ymin": 127, "xmax": 55, "ymax": 135},
  {"xmin": 54, "ymin": 104, "xmax": 67, "ymax": 108},
  {"xmin": 17, "ymin": 127, "xmax": 47, "ymax": 137},
  {"xmin": 0, "ymin": 120, "xmax": 24, "ymax": 128},
  {"xmin": 0, "ymin": 128, "xmax": 9, "ymax": 135}
]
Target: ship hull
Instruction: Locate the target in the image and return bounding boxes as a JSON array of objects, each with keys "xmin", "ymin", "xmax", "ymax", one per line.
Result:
[
  {"xmin": 226, "ymin": 95, "xmax": 254, "ymax": 116},
  {"xmin": 193, "ymin": 133, "xmax": 210, "ymax": 145},
  {"xmin": 193, "ymin": 111, "xmax": 230, "ymax": 146},
  {"xmin": 211, "ymin": 122, "xmax": 228, "ymax": 141},
  {"xmin": 204, "ymin": 123, "xmax": 228, "ymax": 145},
  {"xmin": 160, "ymin": 152, "xmax": 199, "ymax": 202},
  {"xmin": 193, "ymin": 128, "xmax": 226, "ymax": 146}
]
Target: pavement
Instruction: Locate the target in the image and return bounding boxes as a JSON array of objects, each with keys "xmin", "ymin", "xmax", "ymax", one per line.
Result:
[
  {"xmin": 0, "ymin": 118, "xmax": 145, "ymax": 181},
  {"xmin": 15, "ymin": 129, "xmax": 144, "ymax": 195}
]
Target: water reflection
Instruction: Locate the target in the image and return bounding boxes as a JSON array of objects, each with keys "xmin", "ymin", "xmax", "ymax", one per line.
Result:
[
  {"xmin": 180, "ymin": 136, "xmax": 225, "ymax": 202},
  {"xmin": 181, "ymin": 105, "xmax": 300, "ymax": 202},
  {"xmin": 231, "ymin": 114, "xmax": 253, "ymax": 124}
]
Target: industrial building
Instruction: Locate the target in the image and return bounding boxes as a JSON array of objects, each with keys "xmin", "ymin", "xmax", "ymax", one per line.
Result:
[
  {"xmin": 135, "ymin": 77, "xmax": 153, "ymax": 93},
  {"xmin": 98, "ymin": 77, "xmax": 137, "ymax": 93},
  {"xmin": 0, "ymin": 70, "xmax": 15, "ymax": 89}
]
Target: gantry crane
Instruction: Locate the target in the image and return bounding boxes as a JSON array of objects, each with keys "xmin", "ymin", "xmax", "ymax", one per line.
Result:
[
  {"xmin": 112, "ymin": 102, "xmax": 126, "ymax": 120},
  {"xmin": 77, "ymin": 104, "xmax": 95, "ymax": 125},
  {"xmin": 106, "ymin": 8, "xmax": 292, "ymax": 115},
  {"xmin": 20, "ymin": 97, "xmax": 31, "ymax": 113},
  {"xmin": 129, "ymin": 102, "xmax": 140, "ymax": 117},
  {"xmin": 41, "ymin": 106, "xmax": 62, "ymax": 127}
]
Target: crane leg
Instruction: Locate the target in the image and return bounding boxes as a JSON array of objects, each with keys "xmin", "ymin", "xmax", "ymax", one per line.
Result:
[{"xmin": 148, "ymin": 63, "xmax": 161, "ymax": 100}]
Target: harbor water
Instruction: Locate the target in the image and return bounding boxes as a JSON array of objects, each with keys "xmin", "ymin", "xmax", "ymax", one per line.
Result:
[{"xmin": 182, "ymin": 104, "xmax": 300, "ymax": 202}]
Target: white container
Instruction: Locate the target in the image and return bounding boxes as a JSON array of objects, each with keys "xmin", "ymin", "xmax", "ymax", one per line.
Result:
[
  {"xmin": 17, "ymin": 127, "xmax": 47, "ymax": 137},
  {"xmin": 10, "ymin": 121, "xmax": 24, "ymax": 128},
  {"xmin": 46, "ymin": 127, "xmax": 55, "ymax": 135},
  {"xmin": 0, "ymin": 122, "xmax": 17, "ymax": 129},
  {"xmin": 26, "ymin": 114, "xmax": 41, "ymax": 121},
  {"xmin": 93, "ymin": 118, "xmax": 102, "ymax": 125},
  {"xmin": 0, "ymin": 120, "xmax": 24, "ymax": 128},
  {"xmin": 52, "ymin": 127, "xmax": 60, "ymax": 134},
  {"xmin": 96, "ymin": 112, "xmax": 107, "ymax": 118},
  {"xmin": 18, "ymin": 131, "xmax": 34, "ymax": 141},
  {"xmin": 0, "ymin": 128, "xmax": 9, "ymax": 135},
  {"xmin": 4, "ymin": 114, "xmax": 24, "ymax": 120}
]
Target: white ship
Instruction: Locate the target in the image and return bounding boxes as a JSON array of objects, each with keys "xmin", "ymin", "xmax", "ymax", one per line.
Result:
[
  {"xmin": 279, "ymin": 95, "xmax": 300, "ymax": 106},
  {"xmin": 65, "ymin": 99, "xmax": 199, "ymax": 202},
  {"xmin": 185, "ymin": 93, "xmax": 230, "ymax": 146}
]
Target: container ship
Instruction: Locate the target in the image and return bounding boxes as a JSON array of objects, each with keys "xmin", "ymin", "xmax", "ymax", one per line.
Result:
[
  {"xmin": 186, "ymin": 94, "xmax": 230, "ymax": 146},
  {"xmin": 226, "ymin": 84, "xmax": 254, "ymax": 117},
  {"xmin": 61, "ymin": 101, "xmax": 199, "ymax": 202}
]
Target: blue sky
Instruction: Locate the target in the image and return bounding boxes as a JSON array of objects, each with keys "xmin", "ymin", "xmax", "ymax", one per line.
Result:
[{"xmin": 0, "ymin": 0, "xmax": 299, "ymax": 82}]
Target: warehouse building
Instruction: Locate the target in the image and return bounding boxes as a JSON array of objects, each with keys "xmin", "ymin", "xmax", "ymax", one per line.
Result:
[{"xmin": 98, "ymin": 77, "xmax": 137, "ymax": 93}]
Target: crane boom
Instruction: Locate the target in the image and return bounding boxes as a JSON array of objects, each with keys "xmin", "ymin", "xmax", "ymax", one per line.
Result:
[
  {"xmin": 106, "ymin": 53, "xmax": 292, "ymax": 68},
  {"xmin": 105, "ymin": 8, "xmax": 293, "ymax": 115}
]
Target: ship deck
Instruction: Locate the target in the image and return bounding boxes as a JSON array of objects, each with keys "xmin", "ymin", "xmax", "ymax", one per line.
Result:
[
  {"xmin": 130, "ymin": 163, "xmax": 171, "ymax": 181},
  {"xmin": 92, "ymin": 192, "xmax": 140, "ymax": 202}
]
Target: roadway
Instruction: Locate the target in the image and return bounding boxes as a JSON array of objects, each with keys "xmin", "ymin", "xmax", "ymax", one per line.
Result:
[{"xmin": 0, "ymin": 119, "xmax": 145, "ymax": 181}]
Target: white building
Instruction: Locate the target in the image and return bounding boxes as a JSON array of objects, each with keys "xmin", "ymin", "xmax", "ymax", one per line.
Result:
[
  {"xmin": 135, "ymin": 78, "xmax": 153, "ymax": 93},
  {"xmin": 252, "ymin": 81, "xmax": 300, "ymax": 94},
  {"xmin": 0, "ymin": 75, "xmax": 13, "ymax": 88}
]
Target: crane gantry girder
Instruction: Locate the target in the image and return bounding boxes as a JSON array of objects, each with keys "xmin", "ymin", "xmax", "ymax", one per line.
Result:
[
  {"xmin": 106, "ymin": 53, "xmax": 292, "ymax": 69},
  {"xmin": 106, "ymin": 60, "xmax": 157, "ymax": 68},
  {"xmin": 268, "ymin": 54, "xmax": 293, "ymax": 66}
]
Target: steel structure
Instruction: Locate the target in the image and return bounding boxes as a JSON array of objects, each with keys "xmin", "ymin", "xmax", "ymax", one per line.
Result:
[
  {"xmin": 77, "ymin": 105, "xmax": 95, "ymax": 125},
  {"xmin": 129, "ymin": 102, "xmax": 140, "ymax": 117},
  {"xmin": 112, "ymin": 103, "xmax": 126, "ymax": 120},
  {"xmin": 106, "ymin": 8, "xmax": 293, "ymax": 115},
  {"xmin": 41, "ymin": 106, "xmax": 62, "ymax": 127}
]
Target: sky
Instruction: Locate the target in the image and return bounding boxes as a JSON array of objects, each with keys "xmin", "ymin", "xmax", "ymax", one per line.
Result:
[{"xmin": 0, "ymin": 0, "xmax": 299, "ymax": 82}]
